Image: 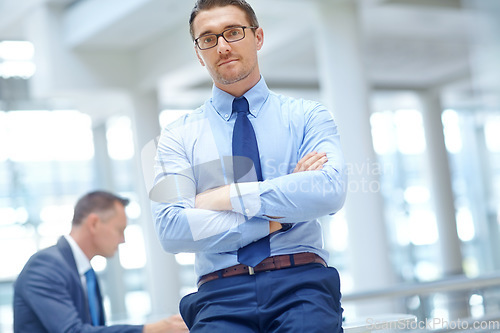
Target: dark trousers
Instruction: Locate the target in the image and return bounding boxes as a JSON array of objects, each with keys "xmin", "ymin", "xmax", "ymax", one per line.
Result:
[{"xmin": 180, "ymin": 263, "xmax": 343, "ymax": 332}]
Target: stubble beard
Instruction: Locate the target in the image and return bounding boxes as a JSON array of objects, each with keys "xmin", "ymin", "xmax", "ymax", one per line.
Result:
[{"xmin": 213, "ymin": 59, "xmax": 257, "ymax": 86}]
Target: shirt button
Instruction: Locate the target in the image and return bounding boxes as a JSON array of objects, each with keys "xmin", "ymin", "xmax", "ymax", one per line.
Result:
[
  {"xmin": 224, "ymin": 114, "xmax": 229, "ymax": 119},
  {"xmin": 245, "ymin": 209, "xmax": 250, "ymax": 214}
]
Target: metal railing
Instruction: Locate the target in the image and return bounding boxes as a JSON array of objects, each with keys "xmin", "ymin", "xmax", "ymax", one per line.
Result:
[
  {"xmin": 342, "ymin": 272, "xmax": 500, "ymax": 332},
  {"xmin": 343, "ymin": 273, "xmax": 500, "ymax": 302}
]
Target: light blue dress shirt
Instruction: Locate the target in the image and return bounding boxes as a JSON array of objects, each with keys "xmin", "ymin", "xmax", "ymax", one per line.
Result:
[{"xmin": 151, "ymin": 77, "xmax": 347, "ymax": 278}]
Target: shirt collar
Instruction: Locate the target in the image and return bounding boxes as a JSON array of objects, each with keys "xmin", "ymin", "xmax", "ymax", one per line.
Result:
[
  {"xmin": 64, "ymin": 235, "xmax": 92, "ymax": 276},
  {"xmin": 211, "ymin": 76, "xmax": 270, "ymax": 121}
]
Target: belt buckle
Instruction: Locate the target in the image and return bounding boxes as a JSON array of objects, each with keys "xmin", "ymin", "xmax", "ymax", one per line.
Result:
[{"xmin": 248, "ymin": 266, "xmax": 255, "ymax": 275}]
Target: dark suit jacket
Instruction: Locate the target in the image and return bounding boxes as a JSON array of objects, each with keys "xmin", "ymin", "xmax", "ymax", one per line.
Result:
[{"xmin": 13, "ymin": 236, "xmax": 143, "ymax": 333}]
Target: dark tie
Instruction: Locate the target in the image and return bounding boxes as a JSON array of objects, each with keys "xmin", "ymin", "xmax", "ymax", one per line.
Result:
[
  {"xmin": 232, "ymin": 97, "xmax": 270, "ymax": 267},
  {"xmin": 85, "ymin": 268, "xmax": 100, "ymax": 326}
]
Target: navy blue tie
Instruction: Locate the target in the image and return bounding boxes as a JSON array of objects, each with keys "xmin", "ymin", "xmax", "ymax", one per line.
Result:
[
  {"xmin": 232, "ymin": 97, "xmax": 270, "ymax": 267},
  {"xmin": 85, "ymin": 268, "xmax": 100, "ymax": 326}
]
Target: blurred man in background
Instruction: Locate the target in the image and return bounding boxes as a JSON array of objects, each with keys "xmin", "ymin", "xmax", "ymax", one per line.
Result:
[{"xmin": 14, "ymin": 190, "xmax": 187, "ymax": 333}]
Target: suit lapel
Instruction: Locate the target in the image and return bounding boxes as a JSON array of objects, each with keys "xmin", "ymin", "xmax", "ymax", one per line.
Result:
[
  {"xmin": 56, "ymin": 237, "xmax": 94, "ymax": 324},
  {"xmin": 57, "ymin": 237, "xmax": 81, "ymax": 282}
]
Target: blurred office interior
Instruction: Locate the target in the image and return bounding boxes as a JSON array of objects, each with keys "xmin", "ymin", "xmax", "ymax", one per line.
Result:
[{"xmin": 1, "ymin": 0, "xmax": 500, "ymax": 331}]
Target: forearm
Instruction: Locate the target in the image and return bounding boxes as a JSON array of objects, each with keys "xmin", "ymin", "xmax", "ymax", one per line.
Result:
[
  {"xmin": 196, "ymin": 174, "xmax": 346, "ymax": 225},
  {"xmin": 193, "ymin": 160, "xmax": 346, "ymax": 225},
  {"xmin": 257, "ymin": 166, "xmax": 347, "ymax": 223},
  {"xmin": 252, "ymin": 99, "xmax": 348, "ymax": 222},
  {"xmin": 195, "ymin": 184, "xmax": 284, "ymax": 232},
  {"xmin": 195, "ymin": 185, "xmax": 232, "ymax": 211},
  {"xmin": 152, "ymin": 201, "xmax": 269, "ymax": 254}
]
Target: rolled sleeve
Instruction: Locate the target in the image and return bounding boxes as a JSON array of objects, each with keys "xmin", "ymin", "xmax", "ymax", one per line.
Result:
[{"xmin": 230, "ymin": 182, "xmax": 262, "ymax": 218}]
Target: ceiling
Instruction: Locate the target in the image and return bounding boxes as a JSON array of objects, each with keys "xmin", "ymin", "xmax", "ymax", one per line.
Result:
[{"xmin": 0, "ymin": 0, "xmax": 498, "ymax": 114}]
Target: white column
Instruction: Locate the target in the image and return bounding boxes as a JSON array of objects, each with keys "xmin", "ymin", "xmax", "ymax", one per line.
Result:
[
  {"xmin": 127, "ymin": 91, "xmax": 183, "ymax": 318},
  {"xmin": 418, "ymin": 89, "xmax": 468, "ymax": 319},
  {"xmin": 419, "ymin": 90, "xmax": 464, "ymax": 276},
  {"xmin": 92, "ymin": 123, "xmax": 128, "ymax": 320},
  {"xmin": 313, "ymin": 0, "xmax": 397, "ymax": 316},
  {"xmin": 92, "ymin": 123, "xmax": 115, "ymax": 189},
  {"xmin": 462, "ymin": 0, "xmax": 500, "ymax": 271}
]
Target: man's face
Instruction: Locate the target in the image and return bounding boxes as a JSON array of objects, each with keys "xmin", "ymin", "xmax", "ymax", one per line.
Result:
[
  {"xmin": 93, "ymin": 202, "xmax": 127, "ymax": 258},
  {"xmin": 192, "ymin": 5, "xmax": 263, "ymax": 88}
]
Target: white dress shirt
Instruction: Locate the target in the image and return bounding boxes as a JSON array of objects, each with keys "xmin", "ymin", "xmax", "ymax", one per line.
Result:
[{"xmin": 64, "ymin": 235, "xmax": 92, "ymax": 290}]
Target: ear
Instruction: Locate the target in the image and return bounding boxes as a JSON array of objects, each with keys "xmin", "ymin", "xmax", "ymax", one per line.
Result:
[
  {"xmin": 255, "ymin": 27, "xmax": 264, "ymax": 51},
  {"xmin": 85, "ymin": 213, "xmax": 100, "ymax": 235},
  {"xmin": 195, "ymin": 46, "xmax": 205, "ymax": 67}
]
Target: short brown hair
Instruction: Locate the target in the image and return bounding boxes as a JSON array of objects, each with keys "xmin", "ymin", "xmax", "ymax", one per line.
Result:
[
  {"xmin": 72, "ymin": 191, "xmax": 129, "ymax": 226},
  {"xmin": 189, "ymin": 0, "xmax": 259, "ymax": 40}
]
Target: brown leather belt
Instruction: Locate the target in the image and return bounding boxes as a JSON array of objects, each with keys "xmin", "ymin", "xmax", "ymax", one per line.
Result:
[{"xmin": 197, "ymin": 252, "xmax": 326, "ymax": 288}]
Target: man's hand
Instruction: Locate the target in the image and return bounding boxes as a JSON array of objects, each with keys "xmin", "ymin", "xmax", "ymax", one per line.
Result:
[
  {"xmin": 269, "ymin": 221, "xmax": 283, "ymax": 234},
  {"xmin": 143, "ymin": 314, "xmax": 188, "ymax": 333},
  {"xmin": 293, "ymin": 151, "xmax": 327, "ymax": 173}
]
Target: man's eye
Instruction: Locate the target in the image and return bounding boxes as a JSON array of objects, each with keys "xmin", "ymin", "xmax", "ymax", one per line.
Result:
[{"xmin": 203, "ymin": 36, "xmax": 214, "ymax": 44}]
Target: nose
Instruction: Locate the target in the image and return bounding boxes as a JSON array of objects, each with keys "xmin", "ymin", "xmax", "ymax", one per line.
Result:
[{"xmin": 217, "ymin": 35, "xmax": 231, "ymax": 54}]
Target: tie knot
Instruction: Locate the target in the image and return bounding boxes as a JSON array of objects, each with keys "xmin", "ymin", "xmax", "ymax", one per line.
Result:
[{"xmin": 232, "ymin": 97, "xmax": 249, "ymax": 115}]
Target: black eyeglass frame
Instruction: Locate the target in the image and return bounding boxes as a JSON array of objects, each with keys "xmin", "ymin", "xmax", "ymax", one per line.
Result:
[{"xmin": 194, "ymin": 26, "xmax": 258, "ymax": 50}]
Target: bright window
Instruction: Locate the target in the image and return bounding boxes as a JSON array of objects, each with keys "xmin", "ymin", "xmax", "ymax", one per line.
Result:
[{"xmin": 5, "ymin": 110, "xmax": 94, "ymax": 161}]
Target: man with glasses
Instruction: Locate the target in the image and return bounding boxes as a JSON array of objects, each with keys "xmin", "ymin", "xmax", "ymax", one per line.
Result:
[{"xmin": 151, "ymin": 0, "xmax": 347, "ymax": 331}]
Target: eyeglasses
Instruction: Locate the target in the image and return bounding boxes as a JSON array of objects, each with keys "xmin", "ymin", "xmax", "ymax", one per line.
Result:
[{"xmin": 195, "ymin": 26, "xmax": 257, "ymax": 50}]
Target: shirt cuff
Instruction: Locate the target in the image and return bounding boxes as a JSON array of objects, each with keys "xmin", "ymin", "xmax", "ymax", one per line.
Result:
[{"xmin": 230, "ymin": 182, "xmax": 262, "ymax": 218}]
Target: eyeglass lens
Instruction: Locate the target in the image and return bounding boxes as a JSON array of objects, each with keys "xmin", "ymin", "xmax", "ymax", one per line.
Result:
[{"xmin": 197, "ymin": 27, "xmax": 246, "ymax": 49}]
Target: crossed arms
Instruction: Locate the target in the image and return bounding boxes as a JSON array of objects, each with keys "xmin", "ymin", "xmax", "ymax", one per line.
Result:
[
  {"xmin": 151, "ymin": 103, "xmax": 347, "ymax": 254},
  {"xmin": 195, "ymin": 151, "xmax": 329, "ymax": 233}
]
